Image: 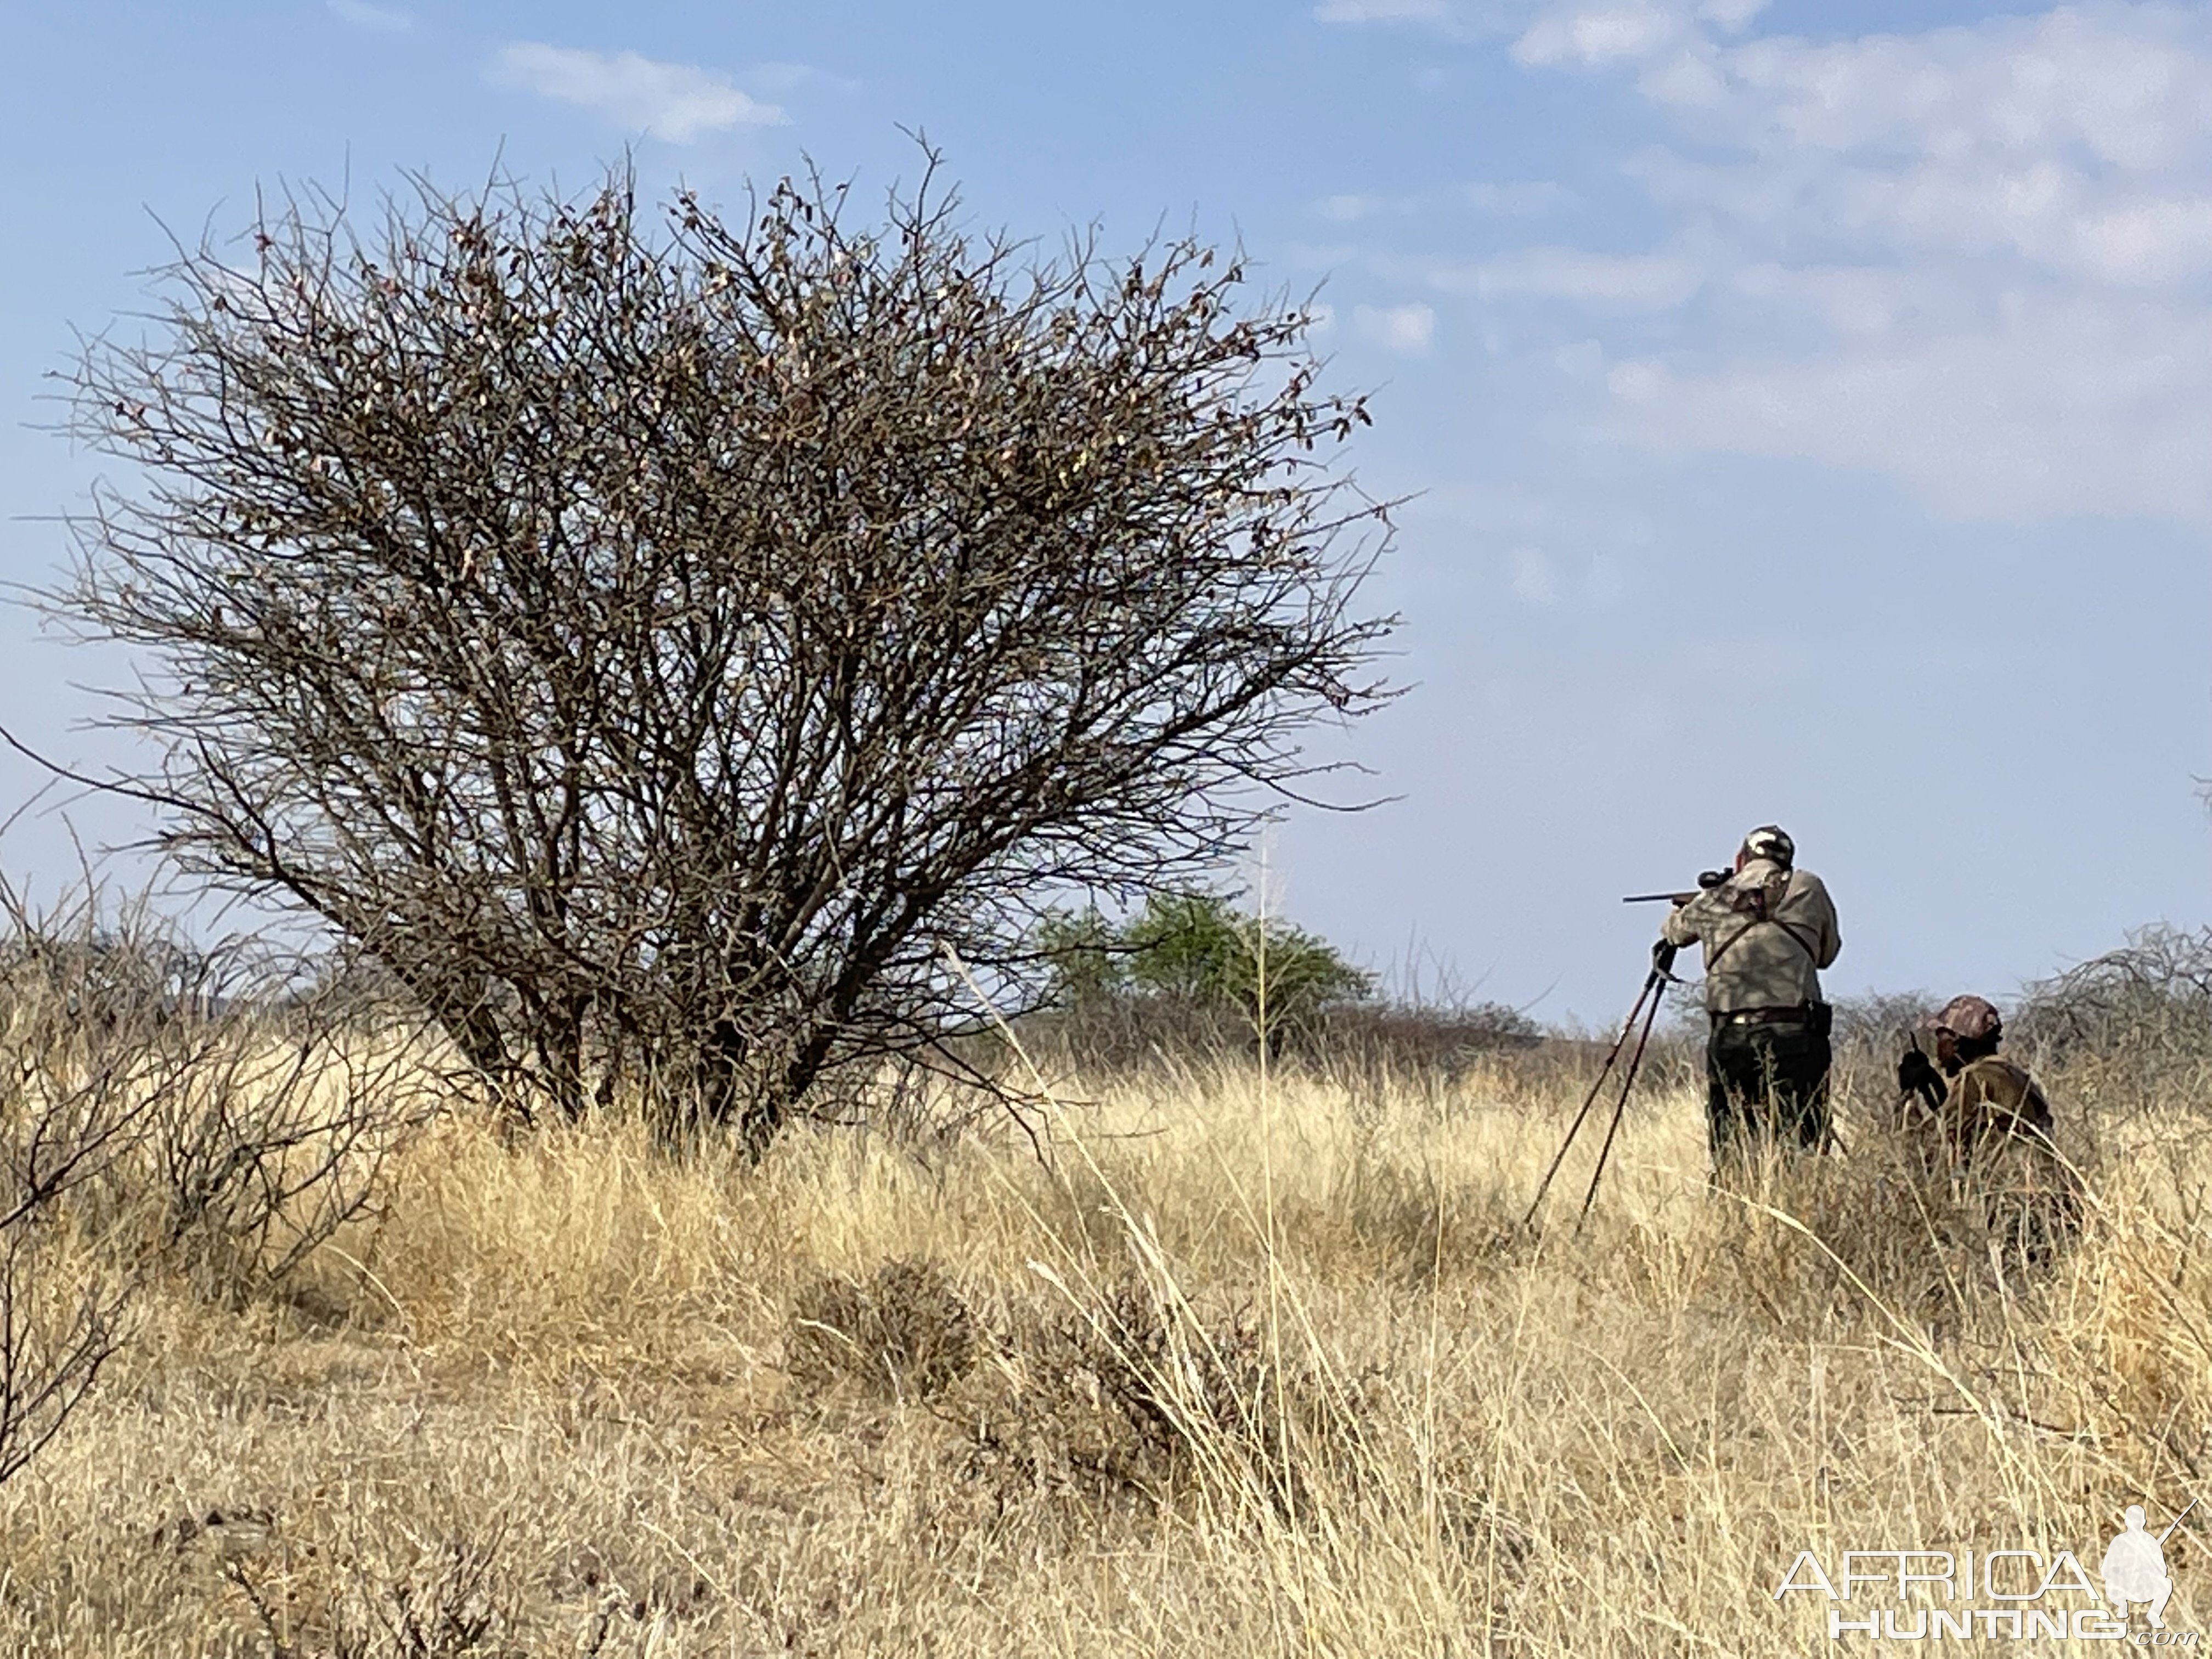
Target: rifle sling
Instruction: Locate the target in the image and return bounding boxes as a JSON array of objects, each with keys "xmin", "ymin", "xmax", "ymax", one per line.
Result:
[{"xmin": 1704, "ymin": 873, "xmax": 1822, "ymax": 977}]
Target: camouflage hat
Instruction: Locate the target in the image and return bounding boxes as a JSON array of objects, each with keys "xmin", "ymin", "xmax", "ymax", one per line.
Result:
[
  {"xmin": 1739, "ymin": 825, "xmax": 1795, "ymax": 867},
  {"xmin": 1927, "ymin": 994, "xmax": 2002, "ymax": 1042}
]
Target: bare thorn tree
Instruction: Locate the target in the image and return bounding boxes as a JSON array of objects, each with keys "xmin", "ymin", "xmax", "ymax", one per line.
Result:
[{"xmin": 46, "ymin": 154, "xmax": 1396, "ymax": 1145}]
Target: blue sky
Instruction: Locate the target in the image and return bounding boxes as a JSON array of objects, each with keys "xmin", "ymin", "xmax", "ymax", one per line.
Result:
[{"xmin": 4, "ymin": 0, "xmax": 2210, "ymax": 1021}]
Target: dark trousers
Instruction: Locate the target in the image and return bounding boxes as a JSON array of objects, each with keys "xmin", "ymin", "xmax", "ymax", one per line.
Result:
[{"xmin": 1706, "ymin": 1018, "xmax": 1832, "ymax": 1170}]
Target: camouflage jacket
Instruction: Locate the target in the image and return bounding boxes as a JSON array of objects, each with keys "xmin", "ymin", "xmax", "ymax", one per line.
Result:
[
  {"xmin": 1661, "ymin": 858, "xmax": 1841, "ymax": 1014},
  {"xmin": 1901, "ymin": 1054, "xmax": 2056, "ymax": 1166}
]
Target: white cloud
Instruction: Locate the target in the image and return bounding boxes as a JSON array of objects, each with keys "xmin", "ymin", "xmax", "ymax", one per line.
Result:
[
  {"xmin": 1457, "ymin": 3, "xmax": 2212, "ymax": 524},
  {"xmin": 1514, "ymin": 1, "xmax": 1694, "ymax": 68},
  {"xmin": 1320, "ymin": 181, "xmax": 1573, "ymax": 222},
  {"xmin": 1605, "ymin": 359, "xmax": 1667, "ymax": 403},
  {"xmin": 1315, "ymin": 0, "xmax": 2212, "ymax": 521},
  {"xmin": 488, "ymin": 43, "xmax": 788, "ymax": 142},
  {"xmin": 1553, "ymin": 338, "xmax": 1604, "ymax": 378},
  {"xmin": 328, "ymin": 0, "xmax": 410, "ymax": 31},
  {"xmin": 1355, "ymin": 301, "xmax": 1438, "ymax": 354},
  {"xmin": 1443, "ymin": 246, "xmax": 1705, "ymax": 309},
  {"xmin": 1465, "ymin": 180, "xmax": 1576, "ymax": 216},
  {"xmin": 1320, "ymin": 193, "xmax": 1384, "ymax": 224},
  {"xmin": 1314, "ymin": 0, "xmax": 1550, "ymax": 33},
  {"xmin": 1316, "ymin": 0, "xmax": 1762, "ymax": 44},
  {"xmin": 1611, "ymin": 294, "xmax": 2212, "ymax": 521},
  {"xmin": 1509, "ymin": 0, "xmax": 1767, "ymax": 66},
  {"xmin": 1509, "ymin": 546, "xmax": 1560, "ymax": 604}
]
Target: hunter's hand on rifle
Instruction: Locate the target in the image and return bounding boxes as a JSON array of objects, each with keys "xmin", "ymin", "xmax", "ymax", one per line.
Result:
[{"xmin": 1896, "ymin": 1046, "xmax": 1943, "ymax": 1108}]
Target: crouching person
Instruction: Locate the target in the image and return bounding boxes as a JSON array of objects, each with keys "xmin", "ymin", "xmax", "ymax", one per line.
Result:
[{"xmin": 1895, "ymin": 994, "xmax": 2082, "ymax": 1266}]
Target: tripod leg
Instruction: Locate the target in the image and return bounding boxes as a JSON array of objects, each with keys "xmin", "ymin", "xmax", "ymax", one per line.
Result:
[
  {"xmin": 1578, "ymin": 979, "xmax": 1667, "ymax": 1219},
  {"xmin": 1523, "ymin": 970, "xmax": 1659, "ymax": 1230}
]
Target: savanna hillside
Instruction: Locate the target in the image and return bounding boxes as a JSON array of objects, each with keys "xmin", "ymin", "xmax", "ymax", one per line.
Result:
[{"xmin": 4, "ymin": 946, "xmax": 2208, "ymax": 1657}]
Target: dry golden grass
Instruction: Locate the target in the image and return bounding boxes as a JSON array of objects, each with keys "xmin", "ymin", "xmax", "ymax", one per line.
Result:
[{"xmin": 4, "ymin": 1043, "xmax": 2210, "ymax": 1655}]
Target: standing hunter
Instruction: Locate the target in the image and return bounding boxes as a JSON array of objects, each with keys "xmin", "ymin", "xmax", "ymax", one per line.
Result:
[{"xmin": 1654, "ymin": 826, "xmax": 1842, "ymax": 1171}]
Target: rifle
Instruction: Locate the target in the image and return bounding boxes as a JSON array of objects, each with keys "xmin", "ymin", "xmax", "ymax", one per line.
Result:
[
  {"xmin": 2160, "ymin": 1497, "xmax": 2199, "ymax": 1545},
  {"xmin": 1622, "ymin": 870, "xmax": 1732, "ymax": 906},
  {"xmin": 1897, "ymin": 1025, "xmax": 1947, "ymax": 1115}
]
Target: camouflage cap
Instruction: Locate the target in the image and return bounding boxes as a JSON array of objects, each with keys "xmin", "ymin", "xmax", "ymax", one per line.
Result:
[
  {"xmin": 1927, "ymin": 994, "xmax": 2002, "ymax": 1042},
  {"xmin": 1739, "ymin": 825, "xmax": 1795, "ymax": 867}
]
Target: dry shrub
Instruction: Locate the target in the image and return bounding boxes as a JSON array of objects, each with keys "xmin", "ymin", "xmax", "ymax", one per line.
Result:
[
  {"xmin": 0, "ymin": 881, "xmax": 443, "ymax": 1307},
  {"xmin": 123, "ymin": 1013, "xmax": 446, "ymax": 1307},
  {"xmin": 60, "ymin": 157, "xmax": 1395, "ymax": 1150},
  {"xmin": 0, "ymin": 874, "xmax": 449, "ymax": 1506},
  {"xmin": 0, "ymin": 1224, "xmax": 128, "ymax": 1489},
  {"xmin": 963, "ymin": 1279, "xmax": 1259, "ymax": 1505},
  {"xmin": 0, "ymin": 881, "xmax": 174, "ymax": 1493},
  {"xmin": 2014, "ymin": 927, "xmax": 2212, "ymax": 1139},
  {"xmin": 785, "ymin": 1242, "xmax": 1380, "ymax": 1527},
  {"xmin": 2016, "ymin": 924, "xmax": 2212, "ymax": 1062},
  {"xmin": 1030, "ymin": 996, "xmax": 1541, "ymax": 1085},
  {"xmin": 964, "ymin": 1269, "xmax": 1378, "ymax": 1525},
  {"xmin": 224, "ymin": 1532, "xmax": 520, "ymax": 1659},
  {"xmin": 787, "ymin": 1257, "xmax": 980, "ymax": 1403}
]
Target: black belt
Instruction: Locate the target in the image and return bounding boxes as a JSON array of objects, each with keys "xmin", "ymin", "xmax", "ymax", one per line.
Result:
[{"xmin": 1712, "ymin": 1006, "xmax": 1810, "ymax": 1028}]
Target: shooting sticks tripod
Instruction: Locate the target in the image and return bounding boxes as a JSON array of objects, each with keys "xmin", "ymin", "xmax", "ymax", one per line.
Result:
[{"xmin": 1522, "ymin": 964, "xmax": 1669, "ymax": 1229}]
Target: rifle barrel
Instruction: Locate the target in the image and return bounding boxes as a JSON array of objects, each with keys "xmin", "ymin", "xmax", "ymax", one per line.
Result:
[
  {"xmin": 1622, "ymin": 892, "xmax": 1696, "ymax": 905},
  {"xmin": 2160, "ymin": 1496, "xmax": 2199, "ymax": 1543}
]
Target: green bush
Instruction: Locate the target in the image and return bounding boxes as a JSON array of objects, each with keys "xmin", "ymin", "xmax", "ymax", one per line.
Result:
[{"xmin": 1036, "ymin": 890, "xmax": 1372, "ymax": 1047}]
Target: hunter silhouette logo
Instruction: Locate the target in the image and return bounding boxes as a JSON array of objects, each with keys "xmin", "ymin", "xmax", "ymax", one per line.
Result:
[{"xmin": 2104, "ymin": 1502, "xmax": 2194, "ymax": 1632}]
